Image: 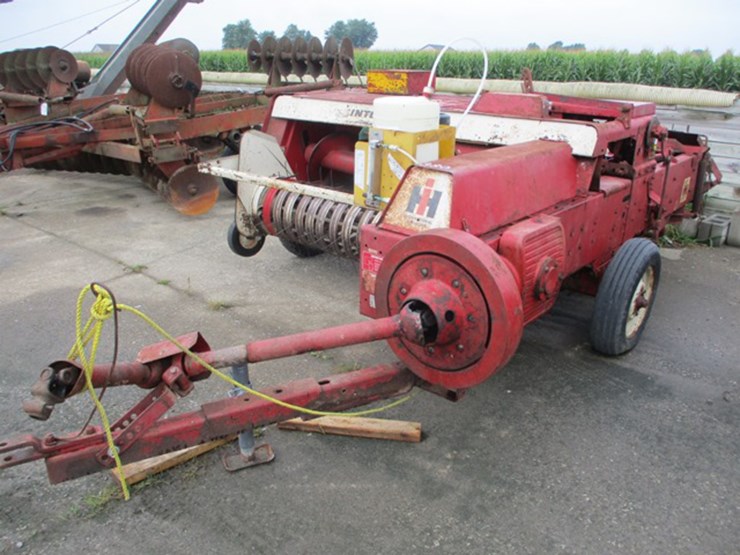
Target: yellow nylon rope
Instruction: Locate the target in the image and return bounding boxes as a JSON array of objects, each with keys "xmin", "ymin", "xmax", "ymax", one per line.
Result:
[
  {"xmin": 70, "ymin": 285, "xmax": 414, "ymax": 499},
  {"xmin": 67, "ymin": 285, "xmax": 130, "ymax": 500},
  {"xmin": 119, "ymin": 302, "xmax": 414, "ymax": 418}
]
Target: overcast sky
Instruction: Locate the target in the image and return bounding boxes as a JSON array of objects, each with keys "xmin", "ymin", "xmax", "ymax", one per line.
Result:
[{"xmin": 1, "ymin": 0, "xmax": 738, "ymax": 56}]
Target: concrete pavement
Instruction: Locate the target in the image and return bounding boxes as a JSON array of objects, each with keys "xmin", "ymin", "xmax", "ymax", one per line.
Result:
[{"xmin": 0, "ymin": 168, "xmax": 738, "ymax": 554}]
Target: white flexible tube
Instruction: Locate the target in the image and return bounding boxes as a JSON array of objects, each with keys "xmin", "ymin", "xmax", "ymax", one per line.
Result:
[
  {"xmin": 425, "ymin": 37, "xmax": 489, "ymax": 126},
  {"xmin": 385, "ymin": 144, "xmax": 418, "ymax": 165}
]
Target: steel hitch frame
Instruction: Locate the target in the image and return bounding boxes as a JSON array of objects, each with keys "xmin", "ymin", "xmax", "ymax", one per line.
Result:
[{"xmin": 0, "ymin": 304, "xmax": 431, "ymax": 484}]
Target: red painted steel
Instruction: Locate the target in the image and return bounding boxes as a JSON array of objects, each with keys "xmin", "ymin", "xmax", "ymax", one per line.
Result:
[
  {"xmin": 305, "ymin": 133, "xmax": 356, "ymax": 179},
  {"xmin": 499, "ymin": 215, "xmax": 566, "ymax": 324},
  {"xmin": 315, "ymin": 149, "xmax": 355, "ymax": 176},
  {"xmin": 246, "ymin": 313, "xmax": 410, "ymax": 363},
  {"xmin": 441, "ymin": 91, "xmax": 550, "ymax": 118},
  {"xmin": 0, "ymin": 363, "xmax": 415, "ymax": 483},
  {"xmin": 442, "ymin": 141, "xmax": 579, "ymax": 236},
  {"xmin": 375, "ymin": 229, "xmax": 524, "ymax": 389},
  {"xmin": 0, "ymin": 79, "xmax": 721, "ymax": 486}
]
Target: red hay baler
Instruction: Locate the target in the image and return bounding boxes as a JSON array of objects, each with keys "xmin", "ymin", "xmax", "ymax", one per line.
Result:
[{"xmin": 0, "ymin": 71, "xmax": 721, "ymax": 483}]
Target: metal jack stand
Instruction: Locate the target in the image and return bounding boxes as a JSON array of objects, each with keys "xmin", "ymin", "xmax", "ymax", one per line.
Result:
[{"xmin": 222, "ymin": 363, "xmax": 275, "ymax": 471}]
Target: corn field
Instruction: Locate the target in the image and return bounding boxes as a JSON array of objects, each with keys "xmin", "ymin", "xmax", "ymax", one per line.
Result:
[
  {"xmin": 76, "ymin": 49, "xmax": 740, "ymax": 92},
  {"xmin": 357, "ymin": 50, "xmax": 740, "ymax": 92}
]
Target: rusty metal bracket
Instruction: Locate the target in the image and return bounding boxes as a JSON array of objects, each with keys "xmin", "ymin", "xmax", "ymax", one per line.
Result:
[
  {"xmin": 95, "ymin": 382, "xmax": 179, "ymax": 466},
  {"xmin": 0, "ymin": 363, "xmax": 416, "ymax": 483}
]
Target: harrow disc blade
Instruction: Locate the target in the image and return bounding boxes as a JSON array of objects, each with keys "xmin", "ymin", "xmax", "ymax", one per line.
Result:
[
  {"xmin": 3, "ymin": 52, "xmax": 25, "ymax": 91},
  {"xmin": 13, "ymin": 50, "xmax": 36, "ymax": 91},
  {"xmin": 246, "ymin": 39, "xmax": 262, "ymax": 72},
  {"xmin": 291, "ymin": 36, "xmax": 308, "ymax": 78},
  {"xmin": 159, "ymin": 37, "xmax": 200, "ymax": 62},
  {"xmin": 338, "ymin": 38, "xmax": 355, "ymax": 81},
  {"xmin": 34, "ymin": 46, "xmax": 57, "ymax": 85},
  {"xmin": 322, "ymin": 37, "xmax": 338, "ymax": 77},
  {"xmin": 167, "ymin": 164, "xmax": 220, "ymax": 215},
  {"xmin": 48, "ymin": 48, "xmax": 78, "ymax": 84},
  {"xmin": 261, "ymin": 35, "xmax": 277, "ymax": 78},
  {"xmin": 125, "ymin": 43, "xmax": 158, "ymax": 93},
  {"xmin": 276, "ymin": 36, "xmax": 293, "ymax": 77},
  {"xmin": 306, "ymin": 37, "xmax": 323, "ymax": 80},
  {"xmin": 0, "ymin": 52, "xmax": 8, "ymax": 88},
  {"xmin": 22, "ymin": 48, "xmax": 47, "ymax": 91},
  {"xmin": 144, "ymin": 48, "xmax": 202, "ymax": 108}
]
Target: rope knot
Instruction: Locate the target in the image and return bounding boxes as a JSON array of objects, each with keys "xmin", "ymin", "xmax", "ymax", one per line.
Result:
[{"xmin": 90, "ymin": 287, "xmax": 114, "ymax": 321}]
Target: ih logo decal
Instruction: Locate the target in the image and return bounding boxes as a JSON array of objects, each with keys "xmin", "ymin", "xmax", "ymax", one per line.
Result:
[{"xmin": 407, "ymin": 178, "xmax": 443, "ymax": 219}]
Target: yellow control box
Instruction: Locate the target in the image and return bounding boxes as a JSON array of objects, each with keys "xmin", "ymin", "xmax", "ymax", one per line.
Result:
[{"xmin": 354, "ymin": 126, "xmax": 455, "ymax": 209}]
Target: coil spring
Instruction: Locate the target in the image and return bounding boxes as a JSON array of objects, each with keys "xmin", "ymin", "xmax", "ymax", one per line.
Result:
[{"xmin": 267, "ymin": 190, "xmax": 380, "ymax": 258}]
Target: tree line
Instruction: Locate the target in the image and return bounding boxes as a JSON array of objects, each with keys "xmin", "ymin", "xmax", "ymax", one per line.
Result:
[{"xmin": 222, "ymin": 19, "xmax": 378, "ymax": 49}]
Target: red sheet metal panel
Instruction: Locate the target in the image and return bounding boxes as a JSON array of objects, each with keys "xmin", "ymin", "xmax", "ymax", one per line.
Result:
[
  {"xmin": 447, "ymin": 141, "xmax": 578, "ymax": 235},
  {"xmin": 499, "ymin": 215, "xmax": 566, "ymax": 324}
]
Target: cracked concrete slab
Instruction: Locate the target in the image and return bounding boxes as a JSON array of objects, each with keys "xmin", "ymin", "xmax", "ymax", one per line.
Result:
[{"xmin": 1, "ymin": 169, "xmax": 738, "ymax": 555}]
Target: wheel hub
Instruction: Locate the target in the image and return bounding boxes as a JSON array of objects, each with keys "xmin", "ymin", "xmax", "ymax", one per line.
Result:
[
  {"xmin": 626, "ymin": 266, "xmax": 655, "ymax": 338},
  {"xmin": 387, "ymin": 254, "xmax": 490, "ymax": 371},
  {"xmin": 375, "ymin": 229, "xmax": 524, "ymax": 390}
]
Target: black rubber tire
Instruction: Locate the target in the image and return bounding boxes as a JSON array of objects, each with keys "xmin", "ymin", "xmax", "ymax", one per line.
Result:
[
  {"xmin": 223, "ymin": 177, "xmax": 238, "ymax": 196},
  {"xmin": 590, "ymin": 238, "xmax": 661, "ymax": 356},
  {"xmin": 227, "ymin": 222, "xmax": 265, "ymax": 257},
  {"xmin": 220, "ymin": 146, "xmax": 238, "ymax": 195},
  {"xmin": 278, "ymin": 238, "xmax": 323, "ymax": 258}
]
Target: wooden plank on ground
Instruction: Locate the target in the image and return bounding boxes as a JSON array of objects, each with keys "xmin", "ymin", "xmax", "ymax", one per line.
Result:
[
  {"xmin": 110, "ymin": 436, "xmax": 236, "ymax": 486},
  {"xmin": 278, "ymin": 416, "xmax": 422, "ymax": 443}
]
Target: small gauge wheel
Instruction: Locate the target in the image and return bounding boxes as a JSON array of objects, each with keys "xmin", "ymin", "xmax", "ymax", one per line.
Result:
[{"xmin": 227, "ymin": 222, "xmax": 265, "ymax": 257}]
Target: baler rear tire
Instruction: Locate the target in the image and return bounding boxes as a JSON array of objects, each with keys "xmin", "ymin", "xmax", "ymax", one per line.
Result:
[
  {"xmin": 221, "ymin": 147, "xmax": 238, "ymax": 195},
  {"xmin": 223, "ymin": 178, "xmax": 237, "ymax": 196},
  {"xmin": 279, "ymin": 238, "xmax": 323, "ymax": 258},
  {"xmin": 590, "ymin": 238, "xmax": 661, "ymax": 356}
]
